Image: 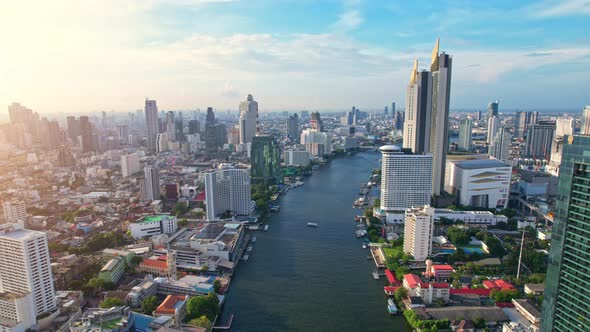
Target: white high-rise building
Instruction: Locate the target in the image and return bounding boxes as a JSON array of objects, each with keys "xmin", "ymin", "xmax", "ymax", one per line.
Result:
[
  {"xmin": 487, "ymin": 116, "xmax": 500, "ymax": 144},
  {"xmin": 121, "ymin": 153, "xmax": 140, "ymax": 177},
  {"xmin": 458, "ymin": 118, "xmax": 472, "ymax": 151},
  {"xmin": 284, "ymin": 150, "xmax": 310, "ymax": 166},
  {"xmin": 143, "ymin": 166, "xmax": 160, "ymax": 202},
  {"xmin": 300, "ymin": 129, "xmax": 331, "ymax": 157},
  {"xmin": 403, "ymin": 206, "xmax": 435, "ymax": 261},
  {"xmin": 156, "ymin": 133, "xmax": 169, "ymax": 153},
  {"xmin": 2, "ymin": 199, "xmax": 26, "ymax": 223},
  {"xmin": 403, "ymin": 60, "xmax": 432, "ymax": 154},
  {"xmin": 145, "ymin": 99, "xmax": 159, "ymax": 152},
  {"xmin": 379, "ymin": 145, "xmax": 433, "ymax": 212},
  {"xmin": 0, "ymin": 223, "xmax": 56, "ymax": 317},
  {"xmin": 238, "ymin": 94, "xmax": 258, "ymax": 144},
  {"xmin": 489, "ymin": 128, "xmax": 512, "ymax": 162},
  {"xmin": 205, "ymin": 165, "xmax": 251, "ymax": 221},
  {"xmin": 0, "ymin": 291, "xmax": 36, "ymax": 331},
  {"xmin": 549, "ymin": 116, "xmax": 575, "ymax": 172},
  {"xmin": 582, "ymin": 106, "xmax": 590, "ymax": 136}
]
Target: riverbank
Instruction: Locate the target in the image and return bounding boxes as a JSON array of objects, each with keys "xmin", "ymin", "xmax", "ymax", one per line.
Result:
[{"xmin": 219, "ymin": 152, "xmax": 412, "ymax": 331}]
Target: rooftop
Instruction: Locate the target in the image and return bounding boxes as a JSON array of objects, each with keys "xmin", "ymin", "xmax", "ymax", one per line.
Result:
[
  {"xmin": 136, "ymin": 215, "xmax": 172, "ymax": 224},
  {"xmin": 154, "ymin": 295, "xmax": 187, "ymax": 315},
  {"xmin": 454, "ymin": 159, "xmax": 510, "ymax": 170}
]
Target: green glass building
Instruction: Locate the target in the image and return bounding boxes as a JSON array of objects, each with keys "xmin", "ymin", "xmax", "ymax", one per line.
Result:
[
  {"xmin": 250, "ymin": 135, "xmax": 281, "ymax": 185},
  {"xmin": 541, "ymin": 135, "xmax": 590, "ymax": 332}
]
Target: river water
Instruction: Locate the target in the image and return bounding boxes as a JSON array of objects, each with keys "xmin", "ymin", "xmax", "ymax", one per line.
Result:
[{"xmin": 220, "ymin": 152, "xmax": 412, "ymax": 331}]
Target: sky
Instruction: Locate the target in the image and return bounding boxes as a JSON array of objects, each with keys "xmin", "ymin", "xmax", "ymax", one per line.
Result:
[{"xmin": 1, "ymin": 0, "xmax": 590, "ymax": 114}]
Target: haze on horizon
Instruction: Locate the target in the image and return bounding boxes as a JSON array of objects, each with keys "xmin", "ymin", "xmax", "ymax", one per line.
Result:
[{"xmin": 1, "ymin": 0, "xmax": 589, "ymax": 115}]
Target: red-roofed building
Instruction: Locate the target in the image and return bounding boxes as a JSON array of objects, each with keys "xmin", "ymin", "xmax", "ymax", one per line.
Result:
[
  {"xmin": 137, "ymin": 258, "xmax": 169, "ymax": 277},
  {"xmin": 483, "ymin": 279, "xmax": 516, "ymax": 290},
  {"xmin": 449, "ymin": 288, "xmax": 491, "ymax": 297},
  {"xmin": 403, "ymin": 274, "xmax": 450, "ymax": 305},
  {"xmin": 403, "ymin": 274, "xmax": 422, "ymax": 289},
  {"xmin": 385, "ymin": 269, "xmax": 400, "ymax": 285},
  {"xmin": 154, "ymin": 294, "xmax": 189, "ymax": 326},
  {"xmin": 384, "ymin": 286, "xmax": 400, "ymax": 295}
]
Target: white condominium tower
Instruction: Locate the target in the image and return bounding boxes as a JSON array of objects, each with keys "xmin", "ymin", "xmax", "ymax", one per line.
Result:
[
  {"xmin": 145, "ymin": 99, "xmax": 159, "ymax": 152},
  {"xmin": 458, "ymin": 118, "xmax": 473, "ymax": 151},
  {"xmin": 205, "ymin": 164, "xmax": 252, "ymax": 221},
  {"xmin": 403, "ymin": 59, "xmax": 432, "ymax": 153},
  {"xmin": 379, "ymin": 145, "xmax": 433, "ymax": 212},
  {"xmin": 403, "ymin": 206, "xmax": 435, "ymax": 261},
  {"xmin": 487, "ymin": 116, "xmax": 500, "ymax": 144},
  {"xmin": 489, "ymin": 128, "xmax": 512, "ymax": 162},
  {"xmin": 0, "ymin": 223, "xmax": 56, "ymax": 317},
  {"xmin": 239, "ymin": 94, "xmax": 259, "ymax": 144},
  {"xmin": 2, "ymin": 199, "xmax": 27, "ymax": 223},
  {"xmin": 121, "ymin": 153, "xmax": 140, "ymax": 178},
  {"xmin": 582, "ymin": 106, "xmax": 590, "ymax": 135}
]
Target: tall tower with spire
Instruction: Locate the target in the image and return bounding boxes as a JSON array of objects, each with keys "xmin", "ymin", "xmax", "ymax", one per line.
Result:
[
  {"xmin": 403, "ymin": 59, "xmax": 432, "ymax": 154},
  {"xmin": 428, "ymin": 38, "xmax": 452, "ymax": 196}
]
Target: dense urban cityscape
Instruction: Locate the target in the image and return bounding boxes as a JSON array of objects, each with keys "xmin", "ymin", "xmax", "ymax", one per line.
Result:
[{"xmin": 2, "ymin": 1, "xmax": 590, "ymax": 332}]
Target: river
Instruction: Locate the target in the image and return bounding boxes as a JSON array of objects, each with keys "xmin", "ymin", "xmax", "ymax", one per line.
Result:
[{"xmin": 220, "ymin": 152, "xmax": 412, "ymax": 331}]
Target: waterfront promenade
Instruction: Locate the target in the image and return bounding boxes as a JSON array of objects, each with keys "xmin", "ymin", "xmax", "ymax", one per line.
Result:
[{"xmin": 219, "ymin": 152, "xmax": 412, "ymax": 331}]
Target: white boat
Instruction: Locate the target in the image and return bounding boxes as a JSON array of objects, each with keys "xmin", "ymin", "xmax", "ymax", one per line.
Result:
[
  {"xmin": 263, "ymin": 225, "xmax": 269, "ymax": 231},
  {"xmin": 251, "ymin": 236, "xmax": 257, "ymax": 243},
  {"xmin": 372, "ymin": 271, "xmax": 380, "ymax": 280},
  {"xmin": 306, "ymin": 222, "xmax": 318, "ymax": 227},
  {"xmin": 362, "ymin": 243, "xmax": 367, "ymax": 249},
  {"xmin": 387, "ymin": 299, "xmax": 397, "ymax": 314},
  {"xmin": 242, "ymin": 254, "xmax": 249, "ymax": 261}
]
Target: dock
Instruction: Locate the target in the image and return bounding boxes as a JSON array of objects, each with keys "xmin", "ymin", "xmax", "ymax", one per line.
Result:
[{"xmin": 212, "ymin": 314, "xmax": 234, "ymax": 330}]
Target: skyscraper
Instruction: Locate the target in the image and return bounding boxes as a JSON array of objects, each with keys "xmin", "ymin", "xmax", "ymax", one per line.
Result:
[
  {"xmin": 204, "ymin": 164, "xmax": 251, "ymax": 221},
  {"xmin": 487, "ymin": 100, "xmax": 499, "ymax": 119},
  {"xmin": 66, "ymin": 116, "xmax": 80, "ymax": 142},
  {"xmin": 0, "ymin": 223, "xmax": 56, "ymax": 317},
  {"xmin": 188, "ymin": 120, "xmax": 200, "ymax": 135},
  {"xmin": 428, "ymin": 38, "xmax": 452, "ymax": 196},
  {"xmin": 142, "ymin": 166, "xmax": 160, "ymax": 201},
  {"xmin": 379, "ymin": 145, "xmax": 433, "ymax": 213},
  {"xmin": 286, "ymin": 113, "xmax": 300, "ymax": 142},
  {"xmin": 79, "ymin": 115, "xmax": 95, "ymax": 152},
  {"xmin": 487, "ymin": 116, "xmax": 500, "ymax": 144},
  {"xmin": 250, "ymin": 135, "xmax": 281, "ymax": 185},
  {"xmin": 541, "ymin": 135, "xmax": 590, "ymax": 332},
  {"xmin": 121, "ymin": 153, "xmax": 140, "ymax": 177},
  {"xmin": 310, "ymin": 112, "xmax": 324, "ymax": 132},
  {"xmin": 166, "ymin": 111, "xmax": 175, "ymax": 142},
  {"xmin": 205, "ymin": 107, "xmax": 218, "ymax": 153},
  {"xmin": 458, "ymin": 118, "xmax": 473, "ymax": 151},
  {"xmin": 581, "ymin": 106, "xmax": 590, "ymax": 135},
  {"xmin": 489, "ymin": 128, "xmax": 512, "ymax": 162},
  {"xmin": 239, "ymin": 94, "xmax": 259, "ymax": 144},
  {"xmin": 550, "ymin": 117, "xmax": 574, "ymax": 171},
  {"xmin": 403, "ymin": 60, "xmax": 432, "ymax": 153},
  {"xmin": 2, "ymin": 199, "xmax": 26, "ymax": 223},
  {"xmin": 515, "ymin": 111, "xmax": 538, "ymax": 137},
  {"xmin": 384, "ymin": 106, "xmax": 388, "ymax": 118},
  {"xmin": 525, "ymin": 121, "xmax": 556, "ymax": 160},
  {"xmin": 145, "ymin": 99, "xmax": 159, "ymax": 152}
]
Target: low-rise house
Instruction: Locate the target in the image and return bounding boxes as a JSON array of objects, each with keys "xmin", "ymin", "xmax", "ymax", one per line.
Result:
[
  {"xmin": 153, "ymin": 295, "xmax": 188, "ymax": 327},
  {"xmin": 524, "ymin": 283, "xmax": 545, "ymax": 296}
]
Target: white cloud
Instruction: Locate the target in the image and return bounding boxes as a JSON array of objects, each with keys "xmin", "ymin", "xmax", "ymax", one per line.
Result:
[
  {"xmin": 529, "ymin": 0, "xmax": 590, "ymax": 18},
  {"xmin": 221, "ymin": 81, "xmax": 239, "ymax": 97},
  {"xmin": 331, "ymin": 10, "xmax": 363, "ymax": 32}
]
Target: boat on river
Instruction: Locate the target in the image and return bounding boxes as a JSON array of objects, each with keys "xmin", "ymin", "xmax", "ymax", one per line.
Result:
[
  {"xmin": 387, "ymin": 299, "xmax": 398, "ymax": 315},
  {"xmin": 263, "ymin": 225, "xmax": 269, "ymax": 231},
  {"xmin": 306, "ymin": 222, "xmax": 318, "ymax": 227},
  {"xmin": 372, "ymin": 271, "xmax": 380, "ymax": 279},
  {"xmin": 242, "ymin": 254, "xmax": 249, "ymax": 261}
]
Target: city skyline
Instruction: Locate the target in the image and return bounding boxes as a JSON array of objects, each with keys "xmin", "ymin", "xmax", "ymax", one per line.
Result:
[{"xmin": 2, "ymin": 1, "xmax": 590, "ymax": 115}]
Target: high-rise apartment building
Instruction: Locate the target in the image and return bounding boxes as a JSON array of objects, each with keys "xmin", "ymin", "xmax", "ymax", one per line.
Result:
[
  {"xmin": 458, "ymin": 118, "xmax": 472, "ymax": 151},
  {"xmin": 403, "ymin": 60, "xmax": 432, "ymax": 154},
  {"xmin": 205, "ymin": 107, "xmax": 221, "ymax": 153},
  {"xmin": 580, "ymin": 106, "xmax": 590, "ymax": 135},
  {"xmin": 165, "ymin": 111, "xmax": 175, "ymax": 142},
  {"xmin": 515, "ymin": 111, "xmax": 538, "ymax": 137},
  {"xmin": 487, "ymin": 116, "xmax": 500, "ymax": 144},
  {"xmin": 379, "ymin": 145, "xmax": 433, "ymax": 212},
  {"xmin": 0, "ymin": 223, "xmax": 56, "ymax": 317},
  {"xmin": 142, "ymin": 166, "xmax": 160, "ymax": 202},
  {"xmin": 541, "ymin": 135, "xmax": 590, "ymax": 332},
  {"xmin": 145, "ymin": 99, "xmax": 159, "ymax": 152},
  {"xmin": 310, "ymin": 112, "xmax": 324, "ymax": 132},
  {"xmin": 204, "ymin": 164, "xmax": 251, "ymax": 221},
  {"xmin": 250, "ymin": 135, "xmax": 281, "ymax": 185},
  {"xmin": 300, "ymin": 129, "xmax": 331, "ymax": 157},
  {"xmin": 79, "ymin": 116, "xmax": 95, "ymax": 152},
  {"xmin": 286, "ymin": 113, "xmax": 300, "ymax": 142},
  {"xmin": 66, "ymin": 116, "xmax": 80, "ymax": 142},
  {"xmin": 188, "ymin": 120, "xmax": 200, "ymax": 135},
  {"xmin": 121, "ymin": 153, "xmax": 140, "ymax": 177},
  {"xmin": 550, "ymin": 117, "xmax": 575, "ymax": 171},
  {"xmin": 487, "ymin": 100, "xmax": 499, "ymax": 119},
  {"xmin": 239, "ymin": 94, "xmax": 259, "ymax": 144},
  {"xmin": 428, "ymin": 39, "xmax": 452, "ymax": 196},
  {"xmin": 525, "ymin": 121, "xmax": 556, "ymax": 160},
  {"xmin": 489, "ymin": 128, "xmax": 512, "ymax": 162},
  {"xmin": 403, "ymin": 206, "xmax": 435, "ymax": 261},
  {"xmin": 2, "ymin": 199, "xmax": 26, "ymax": 223}
]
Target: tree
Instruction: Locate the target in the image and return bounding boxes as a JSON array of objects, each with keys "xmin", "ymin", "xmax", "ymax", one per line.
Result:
[
  {"xmin": 484, "ymin": 236, "xmax": 505, "ymax": 258},
  {"xmin": 130, "ymin": 255, "xmax": 144, "ymax": 266},
  {"xmin": 186, "ymin": 292, "xmax": 220, "ymax": 321},
  {"xmin": 446, "ymin": 227, "xmax": 470, "ymax": 245},
  {"xmin": 373, "ymin": 198, "xmax": 380, "ymax": 208},
  {"xmin": 490, "ymin": 289, "xmax": 520, "ymax": 303},
  {"xmin": 473, "ymin": 317, "xmax": 486, "ymax": 328},
  {"xmin": 188, "ymin": 316, "xmax": 212, "ymax": 330},
  {"xmin": 100, "ymin": 297, "xmax": 125, "ymax": 308},
  {"xmin": 213, "ymin": 280, "xmax": 222, "ymax": 294},
  {"xmin": 178, "ymin": 219, "xmax": 190, "ymax": 227},
  {"xmin": 394, "ymin": 287, "xmax": 408, "ymax": 302},
  {"xmin": 142, "ymin": 296, "xmax": 159, "ymax": 314},
  {"xmin": 173, "ymin": 202, "xmax": 190, "ymax": 217},
  {"xmin": 201, "ymin": 265, "xmax": 209, "ymax": 273}
]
